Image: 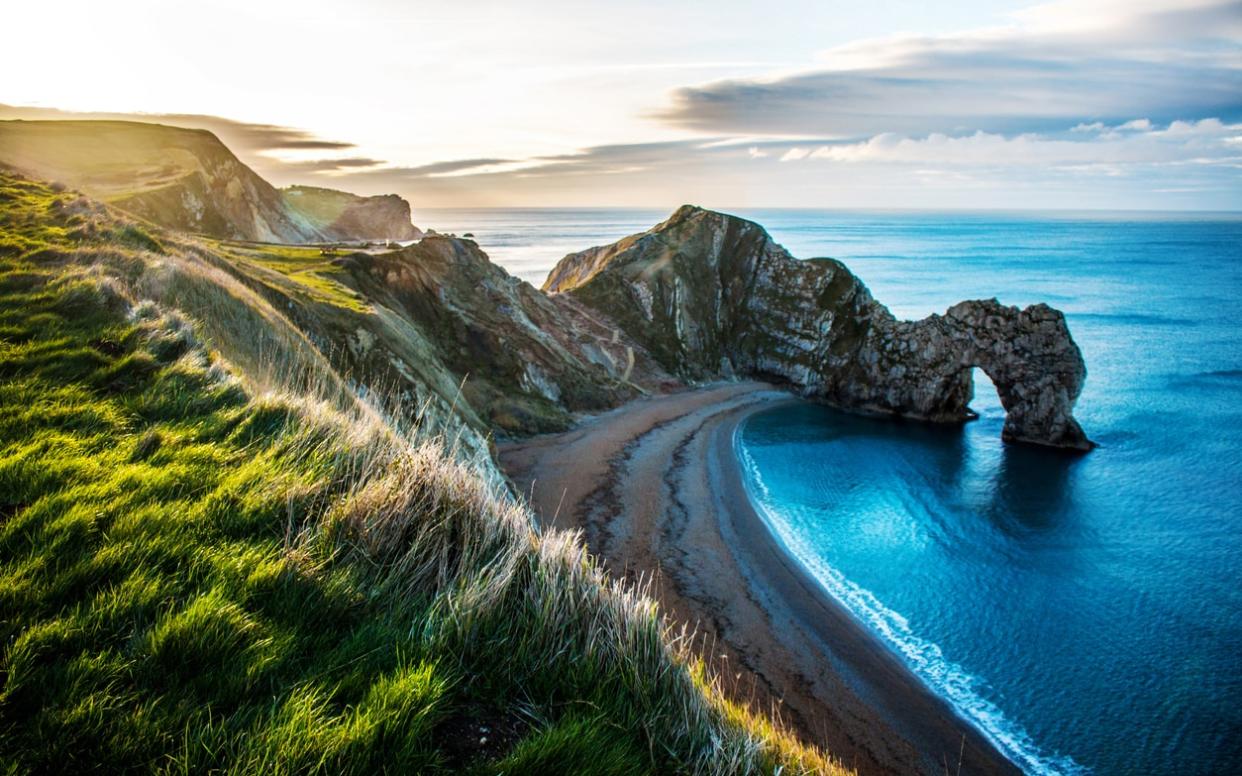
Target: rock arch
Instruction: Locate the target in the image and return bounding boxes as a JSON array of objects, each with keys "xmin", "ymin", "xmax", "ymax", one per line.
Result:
[
  {"xmin": 544, "ymin": 206, "xmax": 1093, "ymax": 451},
  {"xmin": 948, "ymin": 300, "xmax": 1092, "ymax": 449},
  {"xmin": 841, "ymin": 299, "xmax": 1093, "ymax": 450}
]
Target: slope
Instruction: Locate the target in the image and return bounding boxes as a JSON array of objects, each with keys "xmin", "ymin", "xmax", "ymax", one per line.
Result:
[{"xmin": 0, "ymin": 172, "xmax": 843, "ymax": 774}]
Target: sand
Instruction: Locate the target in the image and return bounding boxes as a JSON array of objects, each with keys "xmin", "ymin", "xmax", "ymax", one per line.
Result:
[{"xmin": 498, "ymin": 382, "xmax": 1020, "ymax": 776}]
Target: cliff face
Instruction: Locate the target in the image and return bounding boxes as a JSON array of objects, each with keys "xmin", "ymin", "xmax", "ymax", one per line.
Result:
[
  {"xmin": 0, "ymin": 120, "xmax": 325, "ymax": 242},
  {"xmin": 283, "ymin": 185, "xmax": 422, "ymax": 241},
  {"xmin": 545, "ymin": 205, "xmax": 1092, "ymax": 450},
  {"xmin": 0, "ymin": 120, "xmax": 420, "ymax": 245},
  {"xmin": 193, "ymin": 235, "xmax": 655, "ymax": 440},
  {"xmin": 325, "ymin": 236, "xmax": 653, "ymax": 434}
]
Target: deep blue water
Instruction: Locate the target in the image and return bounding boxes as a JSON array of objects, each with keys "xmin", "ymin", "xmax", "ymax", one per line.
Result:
[{"xmin": 422, "ymin": 208, "xmax": 1242, "ymax": 775}]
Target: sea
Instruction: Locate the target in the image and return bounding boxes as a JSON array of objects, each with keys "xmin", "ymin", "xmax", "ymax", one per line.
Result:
[{"xmin": 420, "ymin": 207, "xmax": 1242, "ymax": 775}]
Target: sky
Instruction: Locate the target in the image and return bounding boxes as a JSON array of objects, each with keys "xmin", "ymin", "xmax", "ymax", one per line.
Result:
[{"xmin": 4, "ymin": 0, "xmax": 1241, "ymax": 209}]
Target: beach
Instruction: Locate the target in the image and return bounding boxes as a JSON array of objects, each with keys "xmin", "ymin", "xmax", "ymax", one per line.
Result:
[{"xmin": 499, "ymin": 382, "xmax": 1020, "ymax": 776}]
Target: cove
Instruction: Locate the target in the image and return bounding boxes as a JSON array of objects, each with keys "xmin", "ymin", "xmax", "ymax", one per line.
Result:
[{"xmin": 736, "ymin": 365, "xmax": 1240, "ymax": 773}]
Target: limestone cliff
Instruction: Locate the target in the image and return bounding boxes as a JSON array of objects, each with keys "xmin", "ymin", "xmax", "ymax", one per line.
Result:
[
  {"xmin": 282, "ymin": 185, "xmax": 422, "ymax": 241},
  {"xmin": 545, "ymin": 205, "xmax": 1092, "ymax": 450}
]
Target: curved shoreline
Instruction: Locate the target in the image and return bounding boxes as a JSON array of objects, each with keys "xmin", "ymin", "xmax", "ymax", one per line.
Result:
[{"xmin": 498, "ymin": 383, "xmax": 1019, "ymax": 775}]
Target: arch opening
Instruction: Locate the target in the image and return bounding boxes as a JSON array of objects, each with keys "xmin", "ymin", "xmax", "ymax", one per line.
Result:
[{"xmin": 969, "ymin": 366, "xmax": 1005, "ymax": 421}]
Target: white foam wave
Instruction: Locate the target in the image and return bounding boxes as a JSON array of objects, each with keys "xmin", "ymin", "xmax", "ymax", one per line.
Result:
[{"xmin": 733, "ymin": 426, "xmax": 1087, "ymax": 776}]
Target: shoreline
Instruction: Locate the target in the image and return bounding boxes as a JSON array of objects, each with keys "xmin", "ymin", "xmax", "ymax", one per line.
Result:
[
  {"xmin": 499, "ymin": 383, "xmax": 1019, "ymax": 775},
  {"xmin": 712, "ymin": 400, "xmax": 1023, "ymax": 775}
]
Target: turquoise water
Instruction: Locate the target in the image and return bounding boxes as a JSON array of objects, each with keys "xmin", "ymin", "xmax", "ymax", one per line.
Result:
[{"xmin": 422, "ymin": 208, "xmax": 1242, "ymax": 775}]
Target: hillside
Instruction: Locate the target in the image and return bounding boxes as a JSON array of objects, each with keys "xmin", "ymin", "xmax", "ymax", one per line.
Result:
[
  {"xmin": 0, "ymin": 173, "xmax": 842, "ymax": 773},
  {"xmin": 0, "ymin": 121, "xmax": 420, "ymax": 244}
]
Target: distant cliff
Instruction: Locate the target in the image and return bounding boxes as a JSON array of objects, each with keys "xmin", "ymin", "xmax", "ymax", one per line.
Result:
[
  {"xmin": 545, "ymin": 205, "xmax": 1092, "ymax": 450},
  {"xmin": 0, "ymin": 120, "xmax": 418, "ymax": 244},
  {"xmin": 283, "ymin": 185, "xmax": 422, "ymax": 241}
]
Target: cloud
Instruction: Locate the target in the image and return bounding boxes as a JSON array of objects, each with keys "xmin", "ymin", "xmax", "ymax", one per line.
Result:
[
  {"xmin": 353, "ymin": 140, "xmax": 731, "ymax": 186},
  {"xmin": 341, "ymin": 158, "xmax": 515, "ymax": 179},
  {"xmin": 653, "ymin": 0, "xmax": 1242, "ymax": 138},
  {"xmin": 792, "ymin": 119, "xmax": 1242, "ymax": 167},
  {"xmin": 346, "ymin": 120, "xmax": 1242, "ymax": 209},
  {"xmin": 276, "ymin": 156, "xmax": 386, "ymax": 174},
  {"xmin": 0, "ymin": 104, "xmax": 358, "ymax": 155}
]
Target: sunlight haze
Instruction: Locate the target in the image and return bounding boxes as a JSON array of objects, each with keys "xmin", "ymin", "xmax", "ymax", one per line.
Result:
[{"xmin": 5, "ymin": 0, "xmax": 1240, "ymax": 208}]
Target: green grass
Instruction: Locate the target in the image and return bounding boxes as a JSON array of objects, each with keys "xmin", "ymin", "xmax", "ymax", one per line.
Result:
[
  {"xmin": 482, "ymin": 713, "xmax": 648, "ymax": 776},
  {"xmin": 0, "ymin": 234, "xmax": 448, "ymax": 772},
  {"xmin": 212, "ymin": 241, "xmax": 370, "ymax": 313},
  {"xmin": 0, "ymin": 172, "xmax": 847, "ymax": 775}
]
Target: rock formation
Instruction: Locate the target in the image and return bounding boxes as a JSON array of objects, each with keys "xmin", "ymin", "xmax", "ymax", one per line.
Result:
[
  {"xmin": 545, "ymin": 205, "xmax": 1092, "ymax": 450},
  {"xmin": 282, "ymin": 185, "xmax": 422, "ymax": 241},
  {"xmin": 0, "ymin": 120, "xmax": 420, "ymax": 244},
  {"xmin": 313, "ymin": 236, "xmax": 669, "ymax": 435}
]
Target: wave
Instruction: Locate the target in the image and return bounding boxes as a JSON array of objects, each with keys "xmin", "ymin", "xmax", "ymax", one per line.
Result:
[{"xmin": 733, "ymin": 426, "xmax": 1086, "ymax": 776}]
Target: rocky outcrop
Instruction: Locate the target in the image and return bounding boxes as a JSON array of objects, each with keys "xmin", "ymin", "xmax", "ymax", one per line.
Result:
[
  {"xmin": 323, "ymin": 236, "xmax": 668, "ymax": 435},
  {"xmin": 282, "ymin": 185, "xmax": 422, "ymax": 241},
  {"xmin": 0, "ymin": 120, "xmax": 327, "ymax": 243},
  {"xmin": 545, "ymin": 205, "xmax": 1092, "ymax": 450},
  {"xmin": 0, "ymin": 120, "xmax": 421, "ymax": 245},
  {"xmin": 838, "ymin": 300, "xmax": 1091, "ymax": 449}
]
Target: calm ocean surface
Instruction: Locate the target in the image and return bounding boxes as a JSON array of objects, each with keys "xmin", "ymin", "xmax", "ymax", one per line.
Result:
[{"xmin": 421, "ymin": 208, "xmax": 1242, "ymax": 775}]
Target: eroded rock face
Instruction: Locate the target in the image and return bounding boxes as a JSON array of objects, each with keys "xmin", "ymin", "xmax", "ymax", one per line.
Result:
[
  {"xmin": 0, "ymin": 120, "xmax": 423, "ymax": 245},
  {"xmin": 333, "ymin": 236, "xmax": 661, "ymax": 435},
  {"xmin": 545, "ymin": 206, "xmax": 1092, "ymax": 450},
  {"xmin": 282, "ymin": 186, "xmax": 423, "ymax": 241},
  {"xmin": 842, "ymin": 300, "xmax": 1091, "ymax": 449}
]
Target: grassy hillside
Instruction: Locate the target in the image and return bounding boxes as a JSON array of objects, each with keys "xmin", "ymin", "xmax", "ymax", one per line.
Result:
[
  {"xmin": 0, "ymin": 173, "xmax": 846, "ymax": 773},
  {"xmin": 0, "ymin": 121, "xmax": 206, "ymax": 199}
]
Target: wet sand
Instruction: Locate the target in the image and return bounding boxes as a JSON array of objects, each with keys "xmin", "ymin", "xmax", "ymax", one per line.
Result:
[{"xmin": 499, "ymin": 382, "xmax": 1019, "ymax": 775}]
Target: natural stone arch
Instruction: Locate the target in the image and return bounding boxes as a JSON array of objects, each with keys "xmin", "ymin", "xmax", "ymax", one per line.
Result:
[
  {"xmin": 840, "ymin": 299, "xmax": 1093, "ymax": 450},
  {"xmin": 545, "ymin": 206, "xmax": 1093, "ymax": 450},
  {"xmin": 944, "ymin": 301, "xmax": 1090, "ymax": 449}
]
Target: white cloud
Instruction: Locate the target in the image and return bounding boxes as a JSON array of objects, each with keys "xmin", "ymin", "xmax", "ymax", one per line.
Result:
[
  {"xmin": 795, "ymin": 119, "xmax": 1241, "ymax": 168},
  {"xmin": 656, "ymin": 0, "xmax": 1242, "ymax": 139}
]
